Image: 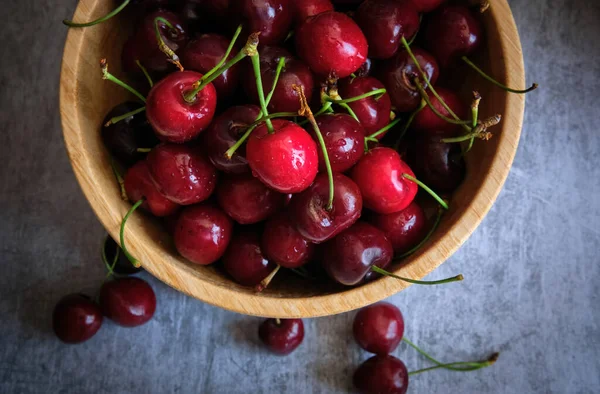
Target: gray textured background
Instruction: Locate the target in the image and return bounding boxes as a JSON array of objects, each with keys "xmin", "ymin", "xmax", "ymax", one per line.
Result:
[{"xmin": 1, "ymin": 0, "xmax": 599, "ymax": 393}]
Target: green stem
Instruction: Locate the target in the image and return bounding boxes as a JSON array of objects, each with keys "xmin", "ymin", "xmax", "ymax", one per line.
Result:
[
  {"xmin": 324, "ymin": 88, "xmax": 387, "ymax": 104},
  {"xmin": 109, "ymin": 158, "xmax": 128, "ymax": 201},
  {"xmin": 135, "ymin": 60, "xmax": 153, "ymax": 87},
  {"xmin": 413, "ymin": 79, "xmax": 471, "ymax": 125},
  {"xmin": 462, "ymin": 56, "xmax": 538, "ymax": 94},
  {"xmin": 265, "ymin": 57, "xmax": 286, "ymax": 106},
  {"xmin": 63, "ymin": 0, "xmax": 130, "ymax": 27},
  {"xmin": 442, "ymin": 132, "xmax": 484, "ymax": 143},
  {"xmin": 402, "ymin": 174, "xmax": 449, "ymax": 209},
  {"xmin": 371, "ymin": 265, "xmax": 463, "ymax": 285},
  {"xmin": 120, "ymin": 199, "xmax": 144, "ymax": 268},
  {"xmin": 366, "ymin": 117, "xmax": 403, "ymax": 143},
  {"xmin": 406, "ymin": 15, "xmax": 422, "ymax": 46},
  {"xmin": 340, "ymin": 103, "xmax": 359, "ymax": 122},
  {"xmin": 101, "ymin": 59, "xmax": 146, "ymax": 103},
  {"xmin": 250, "ymin": 54, "xmax": 274, "ymax": 133},
  {"xmin": 396, "ymin": 208, "xmax": 443, "ymax": 259},
  {"xmin": 202, "ymin": 25, "xmax": 242, "ymax": 82},
  {"xmin": 105, "ymin": 106, "xmax": 146, "ymax": 127},
  {"xmin": 393, "ymin": 100, "xmax": 426, "ymax": 151},
  {"xmin": 298, "ymin": 102, "xmax": 333, "ymax": 126},
  {"xmin": 101, "ymin": 235, "xmax": 119, "ymax": 278},
  {"xmin": 308, "ymin": 117, "xmax": 334, "ymax": 210},
  {"xmin": 154, "ymin": 17, "xmax": 183, "ymax": 71},
  {"xmin": 137, "ymin": 148, "xmax": 152, "ymax": 153},
  {"xmin": 465, "ymin": 92, "xmax": 482, "ymax": 153}
]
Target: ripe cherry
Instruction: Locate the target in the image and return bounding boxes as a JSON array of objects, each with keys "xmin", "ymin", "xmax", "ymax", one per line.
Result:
[
  {"xmin": 353, "ymin": 302, "xmax": 404, "ymax": 354},
  {"xmin": 99, "ymin": 277, "xmax": 156, "ymax": 327},
  {"xmin": 233, "ymin": 0, "xmax": 293, "ymax": 46},
  {"xmin": 351, "ymin": 147, "xmax": 418, "ymax": 214},
  {"xmin": 222, "ymin": 231, "xmax": 278, "ymax": 287},
  {"xmin": 124, "ymin": 160, "xmax": 179, "ymax": 217},
  {"xmin": 354, "ymin": 355, "xmax": 409, "ymax": 394},
  {"xmin": 411, "ymin": 86, "xmax": 467, "ymax": 137},
  {"xmin": 339, "ymin": 76, "xmax": 392, "ymax": 137},
  {"xmin": 246, "ymin": 119, "xmax": 318, "ymax": 193},
  {"xmin": 262, "ymin": 213, "xmax": 315, "ymax": 268},
  {"xmin": 259, "ymin": 318, "xmax": 305, "ymax": 355},
  {"xmin": 103, "ymin": 236, "xmax": 143, "ymax": 276},
  {"xmin": 174, "ymin": 204, "xmax": 233, "ymax": 265},
  {"xmin": 296, "ymin": 11, "xmax": 368, "ymax": 78},
  {"xmin": 369, "ymin": 201, "xmax": 427, "ymax": 255},
  {"xmin": 291, "ymin": 0, "xmax": 334, "ymax": 25},
  {"xmin": 146, "ymin": 71, "xmax": 217, "ymax": 143},
  {"xmin": 52, "ymin": 294, "xmax": 103, "ymax": 344},
  {"xmin": 409, "ymin": 0, "xmax": 445, "ymax": 12},
  {"xmin": 146, "ymin": 143, "xmax": 217, "ymax": 205}
]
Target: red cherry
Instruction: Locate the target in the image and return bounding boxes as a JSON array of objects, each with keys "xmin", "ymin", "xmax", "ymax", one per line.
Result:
[
  {"xmin": 322, "ymin": 221, "xmax": 393, "ymax": 286},
  {"xmin": 291, "ymin": 173, "xmax": 363, "ymax": 243},
  {"xmin": 369, "ymin": 201, "xmax": 427, "ymax": 255},
  {"xmin": 202, "ymin": 105, "xmax": 261, "ymax": 174},
  {"xmin": 99, "ymin": 277, "xmax": 156, "ymax": 327},
  {"xmin": 339, "ymin": 76, "xmax": 392, "ymax": 137},
  {"xmin": 377, "ymin": 47, "xmax": 439, "ymax": 112},
  {"xmin": 296, "ymin": 11, "xmax": 368, "ymax": 78},
  {"xmin": 246, "ymin": 119, "xmax": 318, "ymax": 193},
  {"xmin": 52, "ymin": 294, "xmax": 103, "ymax": 344},
  {"xmin": 262, "ymin": 213, "xmax": 315, "ymax": 268},
  {"xmin": 124, "ymin": 160, "xmax": 179, "ymax": 217},
  {"xmin": 411, "ymin": 87, "xmax": 467, "ymax": 136},
  {"xmin": 353, "ymin": 302, "xmax": 404, "ymax": 354},
  {"xmin": 146, "ymin": 143, "xmax": 218, "ymax": 205},
  {"xmin": 291, "ymin": 0, "xmax": 334, "ymax": 25},
  {"xmin": 233, "ymin": 0, "xmax": 293, "ymax": 46},
  {"xmin": 351, "ymin": 147, "xmax": 417, "ymax": 214},
  {"xmin": 174, "ymin": 203, "xmax": 233, "ymax": 265},
  {"xmin": 259, "ymin": 318, "xmax": 305, "ymax": 355},
  {"xmin": 354, "ymin": 355, "xmax": 409, "ymax": 394},
  {"xmin": 222, "ymin": 231, "xmax": 277, "ymax": 287},
  {"xmin": 355, "ymin": 0, "xmax": 419, "ymax": 60},
  {"xmin": 409, "ymin": 0, "xmax": 445, "ymax": 12}
]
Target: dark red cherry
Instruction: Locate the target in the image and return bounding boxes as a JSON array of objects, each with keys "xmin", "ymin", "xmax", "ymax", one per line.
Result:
[
  {"xmin": 52, "ymin": 294, "xmax": 103, "ymax": 344},
  {"xmin": 369, "ymin": 201, "xmax": 427, "ymax": 255},
  {"xmin": 104, "ymin": 236, "xmax": 143, "ymax": 276},
  {"xmin": 339, "ymin": 76, "xmax": 392, "ymax": 137},
  {"xmin": 243, "ymin": 46, "xmax": 314, "ymax": 113},
  {"xmin": 99, "ymin": 277, "xmax": 156, "ymax": 327},
  {"xmin": 124, "ymin": 160, "xmax": 180, "ymax": 217},
  {"xmin": 356, "ymin": 0, "xmax": 419, "ymax": 60},
  {"xmin": 424, "ymin": 5, "xmax": 483, "ymax": 69},
  {"xmin": 322, "ymin": 221, "xmax": 393, "ymax": 286},
  {"xmin": 222, "ymin": 232, "xmax": 277, "ymax": 287},
  {"xmin": 290, "ymin": 173, "xmax": 363, "ymax": 243},
  {"xmin": 259, "ymin": 318, "xmax": 305, "ymax": 355},
  {"xmin": 307, "ymin": 113, "xmax": 365, "ymax": 173},
  {"xmin": 351, "ymin": 147, "xmax": 418, "ymax": 214},
  {"xmin": 377, "ymin": 47, "xmax": 439, "ymax": 112},
  {"xmin": 296, "ymin": 11, "xmax": 368, "ymax": 78},
  {"xmin": 353, "ymin": 302, "xmax": 404, "ymax": 354},
  {"xmin": 174, "ymin": 203, "xmax": 233, "ymax": 265},
  {"xmin": 409, "ymin": 0, "xmax": 445, "ymax": 12},
  {"xmin": 411, "ymin": 86, "xmax": 467, "ymax": 136},
  {"xmin": 233, "ymin": 0, "xmax": 293, "ymax": 46},
  {"xmin": 354, "ymin": 355, "xmax": 409, "ymax": 394},
  {"xmin": 262, "ymin": 213, "xmax": 315, "ymax": 268},
  {"xmin": 202, "ymin": 105, "xmax": 261, "ymax": 174},
  {"xmin": 246, "ymin": 120, "xmax": 318, "ymax": 193},
  {"xmin": 146, "ymin": 71, "xmax": 217, "ymax": 143},
  {"xmin": 291, "ymin": 0, "xmax": 334, "ymax": 25},
  {"xmin": 146, "ymin": 143, "xmax": 218, "ymax": 205},
  {"xmin": 181, "ymin": 33, "xmax": 241, "ymax": 100}
]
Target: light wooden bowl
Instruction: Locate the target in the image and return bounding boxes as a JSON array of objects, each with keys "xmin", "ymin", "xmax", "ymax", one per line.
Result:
[{"xmin": 60, "ymin": 0, "xmax": 525, "ymax": 318}]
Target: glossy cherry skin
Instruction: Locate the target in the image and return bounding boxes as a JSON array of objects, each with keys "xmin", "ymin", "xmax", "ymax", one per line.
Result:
[
  {"xmin": 232, "ymin": 0, "xmax": 293, "ymax": 46},
  {"xmin": 411, "ymin": 86, "xmax": 467, "ymax": 136},
  {"xmin": 174, "ymin": 204, "xmax": 233, "ymax": 265},
  {"xmin": 339, "ymin": 77, "xmax": 392, "ymax": 137},
  {"xmin": 146, "ymin": 71, "xmax": 217, "ymax": 143},
  {"xmin": 409, "ymin": 0, "xmax": 445, "ymax": 12},
  {"xmin": 296, "ymin": 11, "xmax": 368, "ymax": 78},
  {"xmin": 291, "ymin": 173, "xmax": 363, "ymax": 244},
  {"xmin": 99, "ymin": 278, "xmax": 156, "ymax": 327},
  {"xmin": 146, "ymin": 143, "xmax": 218, "ymax": 205},
  {"xmin": 356, "ymin": 0, "xmax": 419, "ymax": 60},
  {"xmin": 351, "ymin": 147, "xmax": 418, "ymax": 214},
  {"xmin": 124, "ymin": 160, "xmax": 180, "ymax": 217},
  {"xmin": 246, "ymin": 120, "xmax": 318, "ymax": 193},
  {"xmin": 353, "ymin": 302, "xmax": 404, "ymax": 354},
  {"xmin": 369, "ymin": 201, "xmax": 427, "ymax": 255},
  {"xmin": 222, "ymin": 232, "xmax": 277, "ymax": 287},
  {"xmin": 243, "ymin": 46, "xmax": 314, "ymax": 113},
  {"xmin": 291, "ymin": 0, "xmax": 334, "ymax": 25},
  {"xmin": 216, "ymin": 174, "xmax": 285, "ymax": 224},
  {"xmin": 262, "ymin": 213, "xmax": 315, "ymax": 268},
  {"xmin": 202, "ymin": 105, "xmax": 261, "ymax": 174},
  {"xmin": 353, "ymin": 355, "xmax": 409, "ymax": 394},
  {"xmin": 322, "ymin": 222, "xmax": 393, "ymax": 286},
  {"xmin": 377, "ymin": 47, "xmax": 439, "ymax": 113},
  {"xmin": 52, "ymin": 294, "xmax": 103, "ymax": 344},
  {"xmin": 181, "ymin": 34, "xmax": 241, "ymax": 99},
  {"xmin": 104, "ymin": 237, "xmax": 143, "ymax": 276},
  {"xmin": 259, "ymin": 318, "xmax": 305, "ymax": 355},
  {"xmin": 424, "ymin": 5, "xmax": 483, "ymax": 69}
]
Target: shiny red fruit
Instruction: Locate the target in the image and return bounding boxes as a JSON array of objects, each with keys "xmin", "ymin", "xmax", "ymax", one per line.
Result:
[
  {"xmin": 353, "ymin": 302, "xmax": 404, "ymax": 354},
  {"xmin": 369, "ymin": 201, "xmax": 427, "ymax": 255},
  {"xmin": 354, "ymin": 355, "xmax": 409, "ymax": 394},
  {"xmin": 291, "ymin": 0, "xmax": 334, "ymax": 25},
  {"xmin": 259, "ymin": 318, "xmax": 305, "ymax": 355},
  {"xmin": 233, "ymin": 0, "xmax": 293, "ymax": 46},
  {"xmin": 52, "ymin": 294, "xmax": 103, "ymax": 344},
  {"xmin": 124, "ymin": 160, "xmax": 179, "ymax": 217},
  {"xmin": 411, "ymin": 86, "xmax": 467, "ymax": 136},
  {"xmin": 339, "ymin": 76, "xmax": 392, "ymax": 137},
  {"xmin": 262, "ymin": 213, "xmax": 315, "ymax": 268},
  {"xmin": 222, "ymin": 232, "xmax": 277, "ymax": 287},
  {"xmin": 99, "ymin": 277, "xmax": 156, "ymax": 328}
]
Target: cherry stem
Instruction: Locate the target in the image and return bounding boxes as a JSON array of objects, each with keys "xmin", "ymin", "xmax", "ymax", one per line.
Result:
[
  {"xmin": 442, "ymin": 114, "xmax": 501, "ymax": 143},
  {"xmin": 406, "ymin": 15, "xmax": 422, "ymax": 46},
  {"xmin": 137, "ymin": 148, "xmax": 152, "ymax": 153},
  {"xmin": 104, "ymin": 106, "xmax": 146, "ymax": 127},
  {"xmin": 63, "ymin": 0, "xmax": 130, "ymax": 27},
  {"xmin": 136, "ymin": 60, "xmax": 153, "ymax": 87},
  {"xmin": 340, "ymin": 102, "xmax": 359, "ymax": 122},
  {"xmin": 465, "ymin": 91, "xmax": 482, "ymax": 153},
  {"xmin": 256, "ymin": 265, "xmax": 281, "ymax": 292},
  {"xmin": 365, "ymin": 117, "xmax": 403, "ymax": 144},
  {"xmin": 371, "ymin": 265, "xmax": 463, "ymax": 285},
  {"xmin": 275, "ymin": 318, "xmax": 282, "ymax": 325},
  {"xmin": 101, "ymin": 235, "xmax": 119, "ymax": 278},
  {"xmin": 202, "ymin": 25, "xmax": 242, "ymax": 82},
  {"xmin": 393, "ymin": 99, "xmax": 426, "ymax": 151},
  {"xmin": 402, "ymin": 174, "xmax": 449, "ymax": 209},
  {"xmin": 298, "ymin": 102, "xmax": 334, "ymax": 126},
  {"xmin": 462, "ymin": 56, "xmax": 538, "ymax": 94},
  {"xmin": 154, "ymin": 17, "xmax": 183, "ymax": 71},
  {"xmin": 325, "ymin": 88, "xmax": 387, "ymax": 104},
  {"xmin": 120, "ymin": 199, "xmax": 144, "ymax": 268},
  {"xmin": 294, "ymin": 84, "xmax": 335, "ymax": 210},
  {"xmin": 109, "ymin": 157, "xmax": 128, "ymax": 201},
  {"xmin": 100, "ymin": 59, "xmax": 146, "ymax": 103},
  {"xmin": 396, "ymin": 207, "xmax": 444, "ymax": 259},
  {"xmin": 250, "ymin": 53, "xmax": 274, "ymax": 133},
  {"xmin": 413, "ymin": 79, "xmax": 471, "ymax": 125},
  {"xmin": 265, "ymin": 57, "xmax": 286, "ymax": 106}
]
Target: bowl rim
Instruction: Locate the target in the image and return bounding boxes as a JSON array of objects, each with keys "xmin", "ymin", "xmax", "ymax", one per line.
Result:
[{"xmin": 59, "ymin": 0, "xmax": 525, "ymax": 318}]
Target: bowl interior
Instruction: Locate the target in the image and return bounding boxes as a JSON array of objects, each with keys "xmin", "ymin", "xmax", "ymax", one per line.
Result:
[{"xmin": 60, "ymin": 0, "xmax": 525, "ymax": 317}]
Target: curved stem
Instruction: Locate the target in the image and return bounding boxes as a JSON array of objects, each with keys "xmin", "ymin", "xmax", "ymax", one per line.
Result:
[
  {"xmin": 393, "ymin": 100, "xmax": 426, "ymax": 151},
  {"xmin": 250, "ymin": 54, "xmax": 274, "ymax": 133},
  {"xmin": 101, "ymin": 235, "xmax": 119, "ymax": 278},
  {"xmin": 340, "ymin": 103, "xmax": 359, "ymax": 122},
  {"xmin": 371, "ymin": 265, "xmax": 463, "ymax": 285},
  {"xmin": 104, "ymin": 106, "xmax": 146, "ymax": 127},
  {"xmin": 396, "ymin": 208, "xmax": 443, "ymax": 259},
  {"xmin": 413, "ymin": 79, "xmax": 471, "ymax": 125},
  {"xmin": 298, "ymin": 102, "xmax": 333, "ymax": 126},
  {"xmin": 402, "ymin": 174, "xmax": 449, "ymax": 210},
  {"xmin": 406, "ymin": 15, "xmax": 422, "ymax": 46},
  {"xmin": 225, "ymin": 125, "xmax": 257, "ymax": 159},
  {"xmin": 202, "ymin": 25, "xmax": 242, "ymax": 82},
  {"xmin": 135, "ymin": 60, "xmax": 153, "ymax": 88},
  {"xmin": 265, "ymin": 57, "xmax": 286, "ymax": 106},
  {"xmin": 366, "ymin": 117, "xmax": 403, "ymax": 144},
  {"xmin": 63, "ymin": 0, "xmax": 130, "ymax": 27},
  {"xmin": 100, "ymin": 59, "xmax": 146, "ymax": 103},
  {"xmin": 256, "ymin": 265, "xmax": 281, "ymax": 292},
  {"xmin": 154, "ymin": 17, "xmax": 183, "ymax": 71},
  {"xmin": 120, "ymin": 199, "xmax": 144, "ymax": 268},
  {"xmin": 462, "ymin": 56, "xmax": 538, "ymax": 94},
  {"xmin": 109, "ymin": 158, "xmax": 128, "ymax": 201},
  {"xmin": 324, "ymin": 88, "xmax": 387, "ymax": 104}
]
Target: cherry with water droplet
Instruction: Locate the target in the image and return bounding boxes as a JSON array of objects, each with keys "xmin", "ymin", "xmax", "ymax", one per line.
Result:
[{"xmin": 411, "ymin": 86, "xmax": 467, "ymax": 137}]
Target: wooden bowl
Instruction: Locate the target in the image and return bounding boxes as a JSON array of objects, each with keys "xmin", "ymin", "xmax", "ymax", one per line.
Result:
[{"xmin": 60, "ymin": 0, "xmax": 525, "ymax": 318}]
